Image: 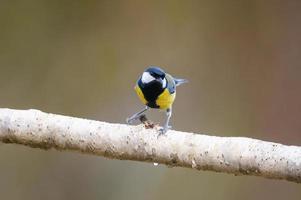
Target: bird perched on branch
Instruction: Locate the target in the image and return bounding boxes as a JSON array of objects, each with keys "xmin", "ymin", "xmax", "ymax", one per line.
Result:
[{"xmin": 126, "ymin": 66, "xmax": 187, "ymax": 134}]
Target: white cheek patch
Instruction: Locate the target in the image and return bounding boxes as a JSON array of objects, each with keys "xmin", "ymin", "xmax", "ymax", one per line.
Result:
[
  {"xmin": 141, "ymin": 72, "xmax": 155, "ymax": 83},
  {"xmin": 162, "ymin": 77, "xmax": 167, "ymax": 88}
]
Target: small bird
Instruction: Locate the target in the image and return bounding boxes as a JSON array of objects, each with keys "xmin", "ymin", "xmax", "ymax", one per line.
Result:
[{"xmin": 126, "ymin": 66, "xmax": 187, "ymax": 134}]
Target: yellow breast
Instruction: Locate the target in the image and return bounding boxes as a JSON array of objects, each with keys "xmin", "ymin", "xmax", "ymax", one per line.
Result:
[
  {"xmin": 156, "ymin": 88, "xmax": 176, "ymax": 109},
  {"xmin": 135, "ymin": 85, "xmax": 175, "ymax": 109},
  {"xmin": 134, "ymin": 85, "xmax": 147, "ymax": 105}
]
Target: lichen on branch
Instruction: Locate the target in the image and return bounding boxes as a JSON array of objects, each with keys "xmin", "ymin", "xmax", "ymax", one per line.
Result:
[{"xmin": 0, "ymin": 108, "xmax": 300, "ymax": 183}]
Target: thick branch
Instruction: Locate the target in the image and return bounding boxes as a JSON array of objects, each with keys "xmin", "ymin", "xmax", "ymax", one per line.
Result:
[{"xmin": 0, "ymin": 108, "xmax": 300, "ymax": 183}]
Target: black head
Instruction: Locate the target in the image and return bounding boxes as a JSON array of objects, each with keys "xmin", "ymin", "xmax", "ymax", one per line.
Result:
[
  {"xmin": 140, "ymin": 66, "xmax": 167, "ymax": 87},
  {"xmin": 138, "ymin": 66, "xmax": 167, "ymax": 107},
  {"xmin": 145, "ymin": 66, "xmax": 165, "ymax": 79}
]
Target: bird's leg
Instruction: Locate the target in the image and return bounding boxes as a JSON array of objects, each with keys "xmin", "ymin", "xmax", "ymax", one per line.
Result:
[
  {"xmin": 126, "ymin": 106, "xmax": 149, "ymax": 124},
  {"xmin": 159, "ymin": 107, "xmax": 172, "ymax": 136}
]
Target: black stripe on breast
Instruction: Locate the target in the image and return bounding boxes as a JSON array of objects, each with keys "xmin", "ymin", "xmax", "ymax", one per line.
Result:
[{"xmin": 147, "ymin": 101, "xmax": 159, "ymax": 108}]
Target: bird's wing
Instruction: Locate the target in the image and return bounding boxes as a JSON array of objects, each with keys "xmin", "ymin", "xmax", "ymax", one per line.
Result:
[{"xmin": 165, "ymin": 74, "xmax": 176, "ymax": 94}]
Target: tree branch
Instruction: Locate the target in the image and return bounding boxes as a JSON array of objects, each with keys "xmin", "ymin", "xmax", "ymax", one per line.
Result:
[{"xmin": 0, "ymin": 108, "xmax": 300, "ymax": 183}]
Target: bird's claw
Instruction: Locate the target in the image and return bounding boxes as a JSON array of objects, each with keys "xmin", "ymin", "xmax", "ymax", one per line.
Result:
[
  {"xmin": 158, "ymin": 125, "xmax": 172, "ymax": 137},
  {"xmin": 126, "ymin": 118, "xmax": 133, "ymax": 124}
]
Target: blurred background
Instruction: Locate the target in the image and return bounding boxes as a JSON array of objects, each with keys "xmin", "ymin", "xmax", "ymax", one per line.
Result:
[{"xmin": 0, "ymin": 0, "xmax": 300, "ymax": 199}]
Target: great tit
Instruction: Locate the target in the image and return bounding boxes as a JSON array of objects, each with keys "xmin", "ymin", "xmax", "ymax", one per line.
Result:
[{"xmin": 126, "ymin": 66, "xmax": 187, "ymax": 134}]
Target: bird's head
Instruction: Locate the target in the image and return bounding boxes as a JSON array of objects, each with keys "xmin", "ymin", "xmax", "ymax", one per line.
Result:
[{"xmin": 141, "ymin": 66, "xmax": 167, "ymax": 88}]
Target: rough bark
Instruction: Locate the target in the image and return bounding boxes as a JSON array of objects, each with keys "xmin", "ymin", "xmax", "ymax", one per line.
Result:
[{"xmin": 0, "ymin": 108, "xmax": 300, "ymax": 183}]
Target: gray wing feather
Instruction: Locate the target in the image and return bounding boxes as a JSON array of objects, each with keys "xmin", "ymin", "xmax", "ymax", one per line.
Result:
[{"xmin": 165, "ymin": 74, "xmax": 176, "ymax": 94}]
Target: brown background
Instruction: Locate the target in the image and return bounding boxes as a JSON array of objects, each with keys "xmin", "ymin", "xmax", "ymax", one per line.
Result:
[{"xmin": 0, "ymin": 1, "xmax": 300, "ymax": 199}]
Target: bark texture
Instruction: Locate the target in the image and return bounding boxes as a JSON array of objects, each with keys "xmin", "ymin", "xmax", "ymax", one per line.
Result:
[{"xmin": 0, "ymin": 108, "xmax": 300, "ymax": 183}]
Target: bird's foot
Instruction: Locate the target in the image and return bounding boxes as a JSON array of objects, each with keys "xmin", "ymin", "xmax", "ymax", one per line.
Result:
[
  {"xmin": 126, "ymin": 118, "xmax": 134, "ymax": 124},
  {"xmin": 158, "ymin": 125, "xmax": 172, "ymax": 138}
]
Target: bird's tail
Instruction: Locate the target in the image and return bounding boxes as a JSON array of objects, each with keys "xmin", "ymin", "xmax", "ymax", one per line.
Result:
[{"xmin": 174, "ymin": 78, "xmax": 188, "ymax": 86}]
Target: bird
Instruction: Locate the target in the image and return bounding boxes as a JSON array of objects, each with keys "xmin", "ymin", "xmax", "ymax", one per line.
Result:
[{"xmin": 126, "ymin": 66, "xmax": 187, "ymax": 134}]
